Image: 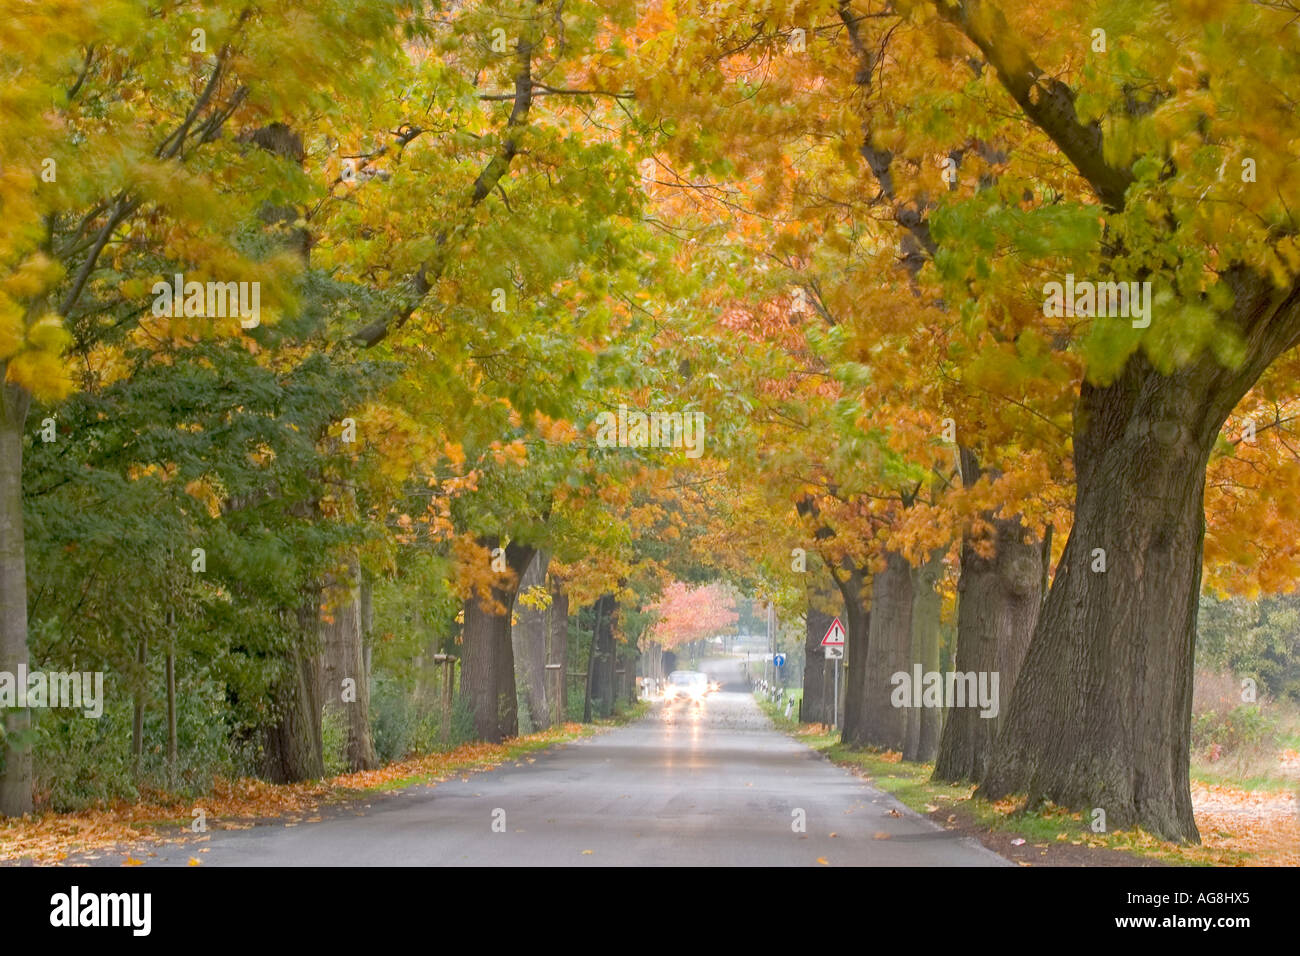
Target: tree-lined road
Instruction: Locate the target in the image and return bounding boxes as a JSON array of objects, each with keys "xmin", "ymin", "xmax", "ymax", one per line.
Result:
[{"xmin": 112, "ymin": 660, "xmax": 1004, "ymax": 867}]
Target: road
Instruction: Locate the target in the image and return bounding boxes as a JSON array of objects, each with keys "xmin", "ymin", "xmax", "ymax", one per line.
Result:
[{"xmin": 119, "ymin": 659, "xmax": 1006, "ymax": 866}]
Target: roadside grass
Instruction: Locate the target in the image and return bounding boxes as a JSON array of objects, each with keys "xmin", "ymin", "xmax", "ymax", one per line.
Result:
[
  {"xmin": 752, "ymin": 691, "xmax": 1248, "ymax": 866},
  {"xmin": 1190, "ymin": 765, "xmax": 1298, "ymax": 792},
  {"xmin": 1189, "ymin": 709, "xmax": 1300, "ymax": 793},
  {"xmin": 0, "ymin": 706, "xmax": 649, "ymax": 864}
]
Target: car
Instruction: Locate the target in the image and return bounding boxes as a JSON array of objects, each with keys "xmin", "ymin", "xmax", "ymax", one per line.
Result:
[{"xmin": 665, "ymin": 670, "xmax": 709, "ymax": 702}]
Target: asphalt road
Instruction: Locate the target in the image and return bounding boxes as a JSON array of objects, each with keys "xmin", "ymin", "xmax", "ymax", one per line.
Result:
[{"xmin": 120, "ymin": 659, "xmax": 1006, "ymax": 866}]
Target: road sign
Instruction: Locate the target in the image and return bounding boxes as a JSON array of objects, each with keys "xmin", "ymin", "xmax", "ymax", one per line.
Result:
[
  {"xmin": 824, "ymin": 645, "xmax": 843, "ymax": 660},
  {"xmin": 773, "ymin": 653, "xmax": 786, "ymax": 668},
  {"xmin": 820, "ymin": 617, "xmax": 846, "ymax": 647}
]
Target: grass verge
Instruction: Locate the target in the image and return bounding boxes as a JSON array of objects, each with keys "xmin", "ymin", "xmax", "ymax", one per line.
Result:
[{"xmin": 752, "ymin": 691, "xmax": 1265, "ymax": 867}]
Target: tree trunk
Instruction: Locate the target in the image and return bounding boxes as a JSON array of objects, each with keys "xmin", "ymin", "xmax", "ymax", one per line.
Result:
[
  {"xmin": 166, "ymin": 651, "xmax": 177, "ymax": 766},
  {"xmin": 547, "ymin": 582, "xmax": 569, "ymax": 723},
  {"xmin": 582, "ymin": 598, "xmax": 604, "ymax": 722},
  {"xmin": 511, "ymin": 551, "xmax": 551, "ymax": 730},
  {"xmin": 165, "ymin": 610, "xmax": 177, "ymax": 773},
  {"xmin": 933, "ymin": 503, "xmax": 1043, "ymax": 782},
  {"xmin": 0, "ymin": 379, "xmax": 31, "ymax": 817},
  {"xmin": 833, "ymin": 562, "xmax": 870, "ymax": 742},
  {"xmin": 849, "ymin": 550, "xmax": 912, "ymax": 751},
  {"xmin": 320, "ymin": 556, "xmax": 378, "ymax": 771},
  {"xmin": 460, "ymin": 538, "xmax": 535, "ymax": 743},
  {"xmin": 904, "ymin": 551, "xmax": 945, "ymax": 763},
  {"xmin": 131, "ymin": 634, "xmax": 147, "ymax": 767},
  {"xmin": 262, "ymin": 602, "xmax": 325, "ymax": 782},
  {"xmin": 800, "ymin": 557, "xmax": 838, "ymax": 724},
  {"xmin": 588, "ymin": 594, "xmax": 617, "ymax": 718},
  {"xmin": 606, "ymin": 609, "xmax": 619, "ymax": 716},
  {"xmin": 979, "ymin": 343, "xmax": 1281, "ymax": 842}
]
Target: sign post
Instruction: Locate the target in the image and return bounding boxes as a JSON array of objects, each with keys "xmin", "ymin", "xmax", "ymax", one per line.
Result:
[{"xmin": 820, "ymin": 618, "xmax": 846, "ymax": 729}]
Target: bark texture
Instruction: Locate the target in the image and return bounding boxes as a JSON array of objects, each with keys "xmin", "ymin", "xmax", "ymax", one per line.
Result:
[
  {"xmin": 850, "ymin": 551, "xmax": 913, "ymax": 751},
  {"xmin": 461, "ymin": 538, "xmax": 535, "ymax": 743},
  {"xmin": 320, "ymin": 556, "xmax": 378, "ymax": 772},
  {"xmin": 0, "ymin": 379, "xmax": 31, "ymax": 816},
  {"xmin": 800, "ymin": 558, "xmax": 840, "ymax": 725},
  {"xmin": 904, "ymin": 551, "xmax": 945, "ymax": 763},
  {"xmin": 588, "ymin": 594, "xmax": 618, "ymax": 718},
  {"xmin": 933, "ymin": 504, "xmax": 1041, "ymax": 783},
  {"xmin": 262, "ymin": 603, "xmax": 325, "ymax": 783},
  {"xmin": 982, "ymin": 286, "xmax": 1300, "ymax": 842},
  {"xmin": 511, "ymin": 551, "xmax": 551, "ymax": 731},
  {"xmin": 547, "ymin": 583, "xmax": 569, "ymax": 722},
  {"xmin": 834, "ymin": 562, "xmax": 870, "ymax": 743}
]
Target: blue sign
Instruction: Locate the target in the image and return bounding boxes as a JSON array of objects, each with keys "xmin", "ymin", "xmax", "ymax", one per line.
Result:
[{"xmin": 773, "ymin": 653, "xmax": 786, "ymax": 668}]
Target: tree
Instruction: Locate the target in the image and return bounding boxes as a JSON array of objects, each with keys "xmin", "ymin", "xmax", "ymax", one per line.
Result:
[
  {"xmin": 630, "ymin": 0, "xmax": 1300, "ymax": 841},
  {"xmin": 0, "ymin": 0, "xmax": 403, "ymax": 814}
]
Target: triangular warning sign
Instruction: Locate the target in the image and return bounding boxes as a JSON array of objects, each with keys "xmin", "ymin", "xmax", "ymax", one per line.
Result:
[{"xmin": 820, "ymin": 617, "xmax": 846, "ymax": 647}]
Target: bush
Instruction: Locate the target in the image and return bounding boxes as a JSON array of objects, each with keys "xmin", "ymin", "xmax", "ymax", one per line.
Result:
[
  {"xmin": 1191, "ymin": 705, "xmax": 1274, "ymax": 762},
  {"xmin": 369, "ymin": 676, "xmax": 416, "ymax": 763},
  {"xmin": 1190, "ymin": 668, "xmax": 1276, "ymax": 764},
  {"xmin": 32, "ymin": 669, "xmax": 237, "ymax": 811},
  {"xmin": 369, "ymin": 674, "xmax": 477, "ymax": 762}
]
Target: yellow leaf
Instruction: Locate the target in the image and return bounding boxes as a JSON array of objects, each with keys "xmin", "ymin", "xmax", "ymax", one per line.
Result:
[
  {"xmin": 26, "ymin": 313, "xmax": 70, "ymax": 352},
  {"xmin": 5, "ymin": 349, "xmax": 71, "ymax": 401}
]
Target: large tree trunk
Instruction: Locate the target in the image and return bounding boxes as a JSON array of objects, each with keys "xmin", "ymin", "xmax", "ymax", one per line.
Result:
[
  {"xmin": 800, "ymin": 557, "xmax": 839, "ymax": 725},
  {"xmin": 588, "ymin": 594, "xmax": 618, "ymax": 718},
  {"xmin": 511, "ymin": 551, "xmax": 551, "ymax": 731},
  {"xmin": 0, "ymin": 379, "xmax": 32, "ymax": 817},
  {"xmin": 320, "ymin": 556, "xmax": 378, "ymax": 771},
  {"xmin": 250, "ymin": 122, "xmax": 331, "ymax": 783},
  {"xmin": 547, "ymin": 582, "xmax": 569, "ymax": 723},
  {"xmin": 262, "ymin": 602, "xmax": 325, "ymax": 783},
  {"xmin": 848, "ymin": 550, "xmax": 912, "ymax": 751},
  {"xmin": 904, "ymin": 551, "xmax": 945, "ymax": 763},
  {"xmin": 833, "ymin": 562, "xmax": 869, "ymax": 741},
  {"xmin": 461, "ymin": 538, "xmax": 535, "ymax": 743},
  {"xmin": 979, "ymin": 331, "xmax": 1292, "ymax": 842},
  {"xmin": 934, "ymin": 471, "xmax": 1043, "ymax": 783}
]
